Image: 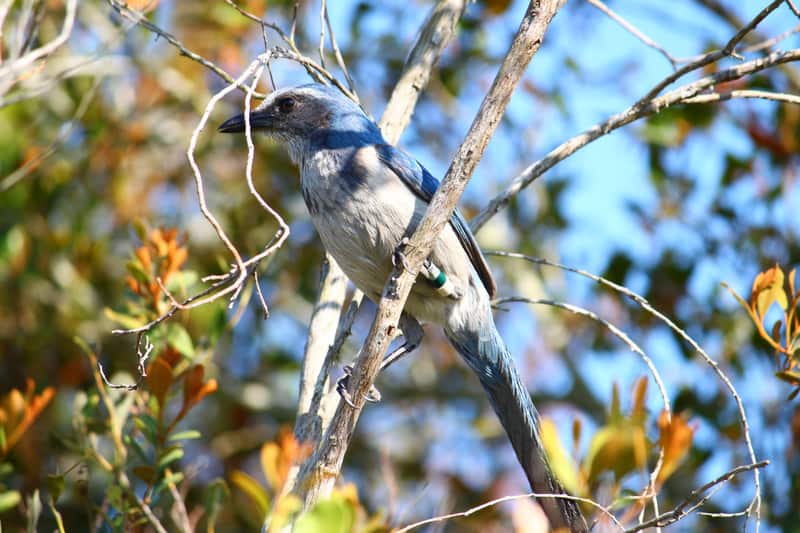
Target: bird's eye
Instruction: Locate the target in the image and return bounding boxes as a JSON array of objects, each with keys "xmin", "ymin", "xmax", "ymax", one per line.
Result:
[{"xmin": 277, "ymin": 97, "xmax": 296, "ymax": 114}]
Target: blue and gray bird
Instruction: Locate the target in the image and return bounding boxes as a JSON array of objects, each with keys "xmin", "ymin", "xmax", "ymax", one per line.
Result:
[{"xmin": 220, "ymin": 83, "xmax": 586, "ymax": 532}]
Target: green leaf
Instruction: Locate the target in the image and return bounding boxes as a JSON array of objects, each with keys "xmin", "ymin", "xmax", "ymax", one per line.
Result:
[
  {"xmin": 540, "ymin": 418, "xmax": 582, "ymax": 496},
  {"xmin": 124, "ymin": 433, "xmax": 150, "ymax": 462},
  {"xmin": 154, "ymin": 471, "xmax": 184, "ymax": 495},
  {"xmin": 0, "ymin": 462, "xmax": 13, "ymax": 478},
  {"xmin": 133, "ymin": 413, "xmax": 159, "ymax": 444},
  {"xmin": 775, "ymin": 370, "xmax": 800, "ymax": 385},
  {"xmin": 295, "ymin": 495, "xmax": 355, "ymax": 533},
  {"xmin": 165, "ymin": 323, "xmax": 195, "ymax": 358},
  {"xmin": 47, "ymin": 474, "xmax": 65, "ymax": 503},
  {"xmin": 126, "ymin": 259, "xmax": 151, "ymax": 285},
  {"xmin": 158, "ymin": 447, "xmax": 184, "ymax": 469},
  {"xmin": 104, "ymin": 307, "xmax": 147, "ymax": 330},
  {"xmin": 230, "ymin": 470, "xmax": 270, "ymax": 518},
  {"xmin": 203, "ymin": 479, "xmax": 230, "ymax": 532},
  {"xmin": 0, "ymin": 490, "xmax": 21, "ymax": 513},
  {"xmin": 0, "ymin": 426, "xmax": 5, "ymax": 450},
  {"xmin": 169, "ymin": 430, "xmax": 202, "ymax": 442}
]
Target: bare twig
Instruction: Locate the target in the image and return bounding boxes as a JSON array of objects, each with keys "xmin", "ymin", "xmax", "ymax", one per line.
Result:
[
  {"xmin": 787, "ymin": 0, "xmax": 800, "ymax": 18},
  {"xmin": 624, "ymin": 461, "xmax": 769, "ymax": 532},
  {"xmin": 742, "ymin": 23, "xmax": 800, "ymax": 53},
  {"xmin": 586, "ymin": 0, "xmax": 678, "ymax": 69},
  {"xmin": 293, "ymin": 0, "xmax": 566, "ymax": 523},
  {"xmin": 318, "ymin": 0, "xmax": 326, "ymax": 70},
  {"xmin": 254, "ymin": 269, "xmax": 269, "ymax": 319},
  {"xmin": 473, "ymin": 47, "xmax": 800, "ymax": 230},
  {"xmin": 395, "ymin": 491, "xmax": 623, "ymax": 533},
  {"xmin": 637, "ymin": 0, "xmax": 784, "ymax": 105},
  {"xmin": 97, "ymin": 334, "xmax": 153, "ymax": 391},
  {"xmin": 106, "ymin": 0, "xmax": 267, "ymax": 98},
  {"xmin": 323, "ymin": 4, "xmax": 356, "ymax": 95},
  {"xmin": 380, "ymin": 0, "xmax": 467, "ymax": 142},
  {"xmin": 488, "ymin": 251, "xmax": 764, "ymax": 528},
  {"xmin": 497, "ymin": 294, "xmax": 671, "ymax": 520},
  {"xmin": 165, "ymin": 468, "xmax": 193, "ymax": 533},
  {"xmin": 682, "ymin": 88, "xmax": 800, "ymax": 105},
  {"xmin": 0, "ymin": 0, "xmax": 77, "ymax": 91}
]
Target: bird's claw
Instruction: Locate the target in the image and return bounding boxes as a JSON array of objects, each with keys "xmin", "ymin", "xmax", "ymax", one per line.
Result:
[
  {"xmin": 392, "ymin": 237, "xmax": 411, "ymax": 271},
  {"xmin": 335, "ymin": 365, "xmax": 382, "ymax": 408}
]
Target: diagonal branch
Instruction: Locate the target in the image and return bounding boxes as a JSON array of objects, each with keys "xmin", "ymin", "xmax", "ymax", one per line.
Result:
[
  {"xmin": 292, "ymin": 0, "xmax": 566, "ymax": 518},
  {"xmin": 281, "ymin": 0, "xmax": 468, "ymax": 505},
  {"xmin": 472, "ymin": 47, "xmax": 800, "ymax": 231}
]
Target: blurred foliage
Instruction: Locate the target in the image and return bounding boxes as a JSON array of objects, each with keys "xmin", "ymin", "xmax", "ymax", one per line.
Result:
[
  {"xmin": 1, "ymin": 0, "xmax": 799, "ymax": 531},
  {"xmin": 725, "ymin": 264, "xmax": 800, "ymax": 399}
]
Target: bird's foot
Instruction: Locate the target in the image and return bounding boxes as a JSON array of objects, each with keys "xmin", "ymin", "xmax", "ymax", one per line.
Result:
[
  {"xmin": 335, "ymin": 365, "xmax": 382, "ymax": 408},
  {"xmin": 392, "ymin": 237, "xmax": 411, "ymax": 271}
]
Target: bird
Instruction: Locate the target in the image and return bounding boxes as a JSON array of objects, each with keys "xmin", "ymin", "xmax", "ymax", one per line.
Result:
[{"xmin": 219, "ymin": 83, "xmax": 587, "ymax": 532}]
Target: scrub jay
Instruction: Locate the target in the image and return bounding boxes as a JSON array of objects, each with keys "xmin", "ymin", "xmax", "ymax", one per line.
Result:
[{"xmin": 220, "ymin": 83, "xmax": 586, "ymax": 532}]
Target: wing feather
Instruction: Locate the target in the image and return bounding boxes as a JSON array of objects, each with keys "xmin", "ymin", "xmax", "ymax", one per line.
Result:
[{"xmin": 374, "ymin": 144, "xmax": 496, "ymax": 297}]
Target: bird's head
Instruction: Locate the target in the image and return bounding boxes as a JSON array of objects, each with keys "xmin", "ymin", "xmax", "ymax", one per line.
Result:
[{"xmin": 219, "ymin": 83, "xmax": 379, "ymax": 163}]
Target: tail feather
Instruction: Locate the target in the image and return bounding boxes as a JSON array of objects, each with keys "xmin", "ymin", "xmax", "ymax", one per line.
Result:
[{"xmin": 446, "ymin": 320, "xmax": 588, "ymax": 533}]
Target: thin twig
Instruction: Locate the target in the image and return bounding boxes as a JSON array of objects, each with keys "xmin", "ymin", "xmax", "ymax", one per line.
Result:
[
  {"xmin": 682, "ymin": 88, "xmax": 800, "ymax": 105},
  {"xmin": 497, "ymin": 294, "xmax": 671, "ymax": 520},
  {"xmin": 317, "ymin": 0, "xmax": 326, "ymax": 69},
  {"xmin": 488, "ymin": 251, "xmax": 764, "ymax": 528},
  {"xmin": 106, "ymin": 0, "xmax": 267, "ymax": 98},
  {"xmin": 636, "ymin": 0, "xmax": 784, "ymax": 105},
  {"xmin": 742, "ymin": 23, "xmax": 800, "ymax": 53},
  {"xmin": 785, "ymin": 0, "xmax": 800, "ymax": 18},
  {"xmin": 294, "ymin": 3, "xmax": 571, "ymax": 528},
  {"xmin": 586, "ymin": 0, "xmax": 678, "ymax": 69},
  {"xmin": 97, "ymin": 334, "xmax": 153, "ymax": 391},
  {"xmin": 323, "ymin": 3, "xmax": 356, "ymax": 96},
  {"xmin": 623, "ymin": 461, "xmax": 769, "ymax": 532},
  {"xmin": 0, "ymin": 0, "xmax": 77, "ymax": 87},
  {"xmin": 472, "ymin": 47, "xmax": 800, "ymax": 230},
  {"xmin": 394, "ymin": 492, "xmax": 624, "ymax": 533}
]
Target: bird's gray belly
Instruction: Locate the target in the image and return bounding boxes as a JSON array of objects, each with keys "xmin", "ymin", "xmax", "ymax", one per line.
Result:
[
  {"xmin": 309, "ymin": 191, "xmax": 402, "ymax": 301},
  {"xmin": 304, "ymin": 182, "xmax": 457, "ymax": 325}
]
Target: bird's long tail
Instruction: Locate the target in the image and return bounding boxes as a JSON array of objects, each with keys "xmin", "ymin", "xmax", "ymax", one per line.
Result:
[{"xmin": 445, "ymin": 318, "xmax": 588, "ymax": 532}]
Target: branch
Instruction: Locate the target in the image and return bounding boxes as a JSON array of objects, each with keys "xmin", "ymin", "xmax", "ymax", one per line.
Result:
[
  {"xmin": 0, "ymin": 0, "xmax": 78, "ymax": 95},
  {"xmin": 472, "ymin": 46, "xmax": 800, "ymax": 230},
  {"xmin": 624, "ymin": 461, "xmax": 770, "ymax": 532},
  {"xmin": 395, "ymin": 491, "xmax": 624, "ymax": 533},
  {"xmin": 105, "ymin": 0, "xmax": 267, "ymax": 97},
  {"xmin": 496, "ymin": 294, "xmax": 672, "ymax": 515},
  {"xmin": 379, "ymin": 0, "xmax": 468, "ymax": 143},
  {"xmin": 293, "ymin": 0, "xmax": 563, "ymax": 511},
  {"xmin": 282, "ymin": 0, "xmax": 468, "ymax": 506},
  {"xmin": 586, "ymin": 0, "xmax": 678, "ymax": 69},
  {"xmin": 489, "ymin": 251, "xmax": 764, "ymax": 527}
]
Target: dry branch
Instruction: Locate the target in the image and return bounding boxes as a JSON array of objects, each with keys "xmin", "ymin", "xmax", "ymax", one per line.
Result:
[
  {"xmin": 473, "ymin": 47, "xmax": 800, "ymax": 230},
  {"xmin": 281, "ymin": 0, "xmax": 468, "ymax": 506},
  {"xmin": 292, "ymin": 0, "xmax": 565, "ymax": 514}
]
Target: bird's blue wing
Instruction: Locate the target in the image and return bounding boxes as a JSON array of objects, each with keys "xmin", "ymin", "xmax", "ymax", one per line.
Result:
[{"xmin": 375, "ymin": 144, "xmax": 496, "ymax": 297}]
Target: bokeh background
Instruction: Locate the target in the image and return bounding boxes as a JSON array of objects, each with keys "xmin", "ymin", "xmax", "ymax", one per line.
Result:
[{"xmin": 1, "ymin": 0, "xmax": 799, "ymax": 531}]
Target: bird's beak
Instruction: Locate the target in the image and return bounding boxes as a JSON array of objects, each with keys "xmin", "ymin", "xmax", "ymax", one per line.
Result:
[{"xmin": 218, "ymin": 110, "xmax": 273, "ymax": 133}]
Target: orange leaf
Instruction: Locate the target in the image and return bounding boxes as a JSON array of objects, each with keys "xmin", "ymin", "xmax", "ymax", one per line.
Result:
[
  {"xmin": 146, "ymin": 357, "xmax": 174, "ymax": 410},
  {"xmin": 182, "ymin": 365, "xmax": 217, "ymax": 413},
  {"xmin": 751, "ymin": 264, "xmax": 788, "ymax": 317},
  {"xmin": 656, "ymin": 410, "xmax": 695, "ymax": 484},
  {"xmin": 260, "ymin": 427, "xmax": 313, "ymax": 494},
  {"xmin": 0, "ymin": 381, "xmax": 54, "ymax": 454}
]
